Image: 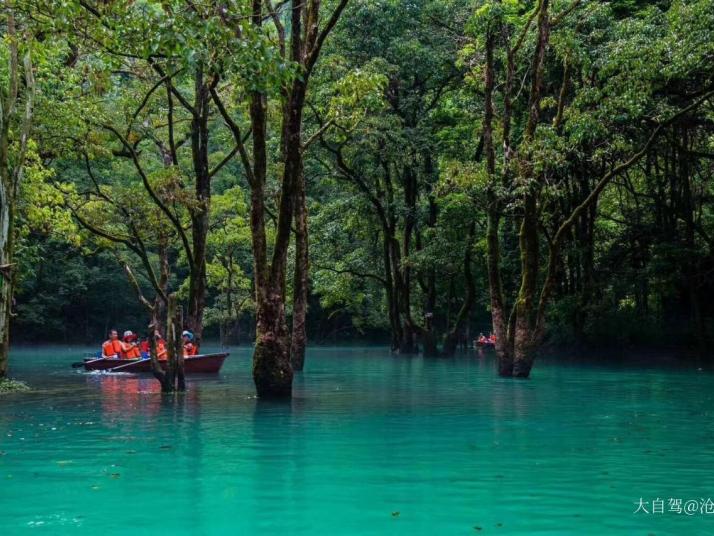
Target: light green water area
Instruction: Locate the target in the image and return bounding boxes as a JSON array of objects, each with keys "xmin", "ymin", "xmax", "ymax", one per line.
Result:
[{"xmin": 1, "ymin": 346, "xmax": 714, "ymax": 535}]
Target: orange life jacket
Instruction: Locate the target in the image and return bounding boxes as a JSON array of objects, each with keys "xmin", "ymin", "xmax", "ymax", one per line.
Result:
[
  {"xmin": 102, "ymin": 339, "xmax": 123, "ymax": 358},
  {"xmin": 156, "ymin": 340, "xmax": 167, "ymax": 361},
  {"xmin": 183, "ymin": 342, "xmax": 197, "ymax": 357},
  {"xmin": 121, "ymin": 341, "xmax": 141, "ymax": 359}
]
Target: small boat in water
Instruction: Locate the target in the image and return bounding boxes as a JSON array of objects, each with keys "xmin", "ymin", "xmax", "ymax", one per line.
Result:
[
  {"xmin": 475, "ymin": 340, "xmax": 495, "ymax": 348},
  {"xmin": 81, "ymin": 353, "xmax": 229, "ymax": 374}
]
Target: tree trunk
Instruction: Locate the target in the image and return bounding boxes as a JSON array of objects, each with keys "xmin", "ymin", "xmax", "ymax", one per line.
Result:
[
  {"xmin": 249, "ymin": 76, "xmax": 300, "ymax": 396},
  {"xmin": 254, "ymin": 281, "xmax": 293, "ymax": 397},
  {"xmin": 0, "ymin": 194, "xmax": 14, "ymax": 379},
  {"xmin": 252, "ymin": 73, "xmax": 303, "ymax": 395},
  {"xmin": 150, "ymin": 293, "xmax": 186, "ymax": 393},
  {"xmin": 512, "ymin": 194, "xmax": 540, "ymax": 377},
  {"xmin": 0, "ymin": 20, "xmax": 32, "ymax": 379},
  {"xmin": 506, "ymin": 0, "xmax": 550, "ymax": 378},
  {"xmin": 249, "ymin": 85, "xmax": 293, "ymax": 397},
  {"xmin": 399, "ymin": 166, "xmax": 419, "ymax": 354},
  {"xmin": 482, "ymin": 26, "xmax": 512, "ymax": 375},
  {"xmin": 247, "ymin": 0, "xmax": 347, "ymax": 396},
  {"xmin": 187, "ymin": 222, "xmax": 207, "ymax": 346},
  {"xmin": 383, "ymin": 231, "xmax": 401, "ymax": 351},
  {"xmin": 186, "ymin": 70, "xmax": 211, "ymax": 347},
  {"xmin": 290, "ymin": 166, "xmax": 309, "ymax": 371},
  {"xmin": 443, "ymin": 221, "xmax": 476, "ymax": 357}
]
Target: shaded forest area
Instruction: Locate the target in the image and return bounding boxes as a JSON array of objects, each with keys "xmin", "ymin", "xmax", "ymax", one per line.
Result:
[{"xmin": 0, "ymin": 0, "xmax": 713, "ymax": 393}]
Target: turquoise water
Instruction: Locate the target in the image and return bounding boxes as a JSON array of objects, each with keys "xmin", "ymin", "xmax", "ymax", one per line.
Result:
[{"xmin": 1, "ymin": 346, "xmax": 714, "ymax": 535}]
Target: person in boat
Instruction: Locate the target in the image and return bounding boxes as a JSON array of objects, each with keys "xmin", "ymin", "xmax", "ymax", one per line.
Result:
[
  {"xmin": 477, "ymin": 332, "xmax": 488, "ymax": 345},
  {"xmin": 488, "ymin": 332, "xmax": 497, "ymax": 344},
  {"xmin": 182, "ymin": 330, "xmax": 198, "ymax": 357},
  {"xmin": 121, "ymin": 330, "xmax": 141, "ymax": 359},
  {"xmin": 101, "ymin": 329, "xmax": 123, "ymax": 359},
  {"xmin": 154, "ymin": 331, "xmax": 168, "ymax": 361},
  {"xmin": 139, "ymin": 336, "xmax": 150, "ymax": 357}
]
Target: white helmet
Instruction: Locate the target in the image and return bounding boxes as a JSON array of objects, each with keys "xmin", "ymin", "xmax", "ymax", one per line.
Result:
[{"xmin": 123, "ymin": 330, "xmax": 134, "ymax": 338}]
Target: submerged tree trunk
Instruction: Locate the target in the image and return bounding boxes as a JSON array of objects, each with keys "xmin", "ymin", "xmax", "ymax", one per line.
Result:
[
  {"xmin": 254, "ymin": 280, "xmax": 293, "ymax": 397},
  {"xmin": 150, "ymin": 293, "xmax": 186, "ymax": 393},
  {"xmin": 0, "ymin": 20, "xmax": 33, "ymax": 379},
  {"xmin": 0, "ymin": 195, "xmax": 15, "ymax": 379},
  {"xmin": 482, "ymin": 25, "xmax": 512, "ymax": 375},
  {"xmin": 186, "ymin": 68, "xmax": 212, "ymax": 348},
  {"xmin": 290, "ymin": 166, "xmax": 309, "ymax": 371},
  {"xmin": 241, "ymin": 0, "xmax": 348, "ymax": 397},
  {"xmin": 512, "ymin": 196, "xmax": 540, "ymax": 377},
  {"xmin": 383, "ymin": 233, "xmax": 401, "ymax": 351},
  {"xmin": 249, "ymin": 79, "xmax": 295, "ymax": 397},
  {"xmin": 442, "ymin": 221, "xmax": 476, "ymax": 357}
]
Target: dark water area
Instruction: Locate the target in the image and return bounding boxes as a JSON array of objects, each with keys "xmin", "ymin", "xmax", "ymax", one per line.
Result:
[{"xmin": 1, "ymin": 346, "xmax": 714, "ymax": 534}]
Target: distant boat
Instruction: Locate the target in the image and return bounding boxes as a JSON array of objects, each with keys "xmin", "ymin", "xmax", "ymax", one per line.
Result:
[
  {"xmin": 474, "ymin": 339, "xmax": 495, "ymax": 348},
  {"xmin": 80, "ymin": 352, "xmax": 229, "ymax": 374}
]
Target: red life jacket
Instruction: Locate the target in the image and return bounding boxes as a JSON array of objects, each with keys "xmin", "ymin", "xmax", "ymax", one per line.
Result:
[{"xmin": 183, "ymin": 342, "xmax": 197, "ymax": 357}]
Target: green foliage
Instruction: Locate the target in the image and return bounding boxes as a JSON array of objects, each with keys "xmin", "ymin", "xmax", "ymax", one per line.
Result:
[{"xmin": 3, "ymin": 0, "xmax": 713, "ymax": 353}]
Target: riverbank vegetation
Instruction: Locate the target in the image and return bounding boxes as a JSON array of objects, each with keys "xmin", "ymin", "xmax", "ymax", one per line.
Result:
[
  {"xmin": 0, "ymin": 377, "xmax": 29, "ymax": 393},
  {"xmin": 0, "ymin": 0, "xmax": 712, "ymax": 395}
]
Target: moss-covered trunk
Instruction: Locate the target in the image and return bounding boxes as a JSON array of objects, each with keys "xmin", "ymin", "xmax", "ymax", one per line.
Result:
[
  {"xmin": 511, "ymin": 195, "xmax": 539, "ymax": 378},
  {"xmin": 290, "ymin": 165, "xmax": 309, "ymax": 371},
  {"xmin": 150, "ymin": 294, "xmax": 186, "ymax": 393},
  {"xmin": 0, "ymin": 20, "xmax": 33, "ymax": 379},
  {"xmin": 0, "ymin": 194, "xmax": 14, "ymax": 379}
]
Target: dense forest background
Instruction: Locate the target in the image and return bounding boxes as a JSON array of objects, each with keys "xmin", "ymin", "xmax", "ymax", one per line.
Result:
[{"xmin": 2, "ymin": 0, "xmax": 713, "ymax": 363}]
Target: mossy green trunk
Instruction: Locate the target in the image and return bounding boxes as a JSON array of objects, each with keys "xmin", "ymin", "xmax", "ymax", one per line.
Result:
[
  {"xmin": 290, "ymin": 166, "xmax": 309, "ymax": 371},
  {"xmin": 0, "ymin": 191, "xmax": 13, "ymax": 379}
]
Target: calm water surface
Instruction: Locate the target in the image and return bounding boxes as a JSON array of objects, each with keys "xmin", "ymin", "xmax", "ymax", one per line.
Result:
[{"xmin": 1, "ymin": 346, "xmax": 713, "ymax": 535}]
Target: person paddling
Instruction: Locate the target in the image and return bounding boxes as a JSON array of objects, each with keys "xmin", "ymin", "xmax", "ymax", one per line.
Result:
[
  {"xmin": 101, "ymin": 329, "xmax": 123, "ymax": 359},
  {"xmin": 182, "ymin": 330, "xmax": 198, "ymax": 357}
]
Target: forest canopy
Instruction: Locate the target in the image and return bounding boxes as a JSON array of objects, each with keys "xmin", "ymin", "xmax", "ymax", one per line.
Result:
[{"xmin": 0, "ymin": 0, "xmax": 712, "ymax": 392}]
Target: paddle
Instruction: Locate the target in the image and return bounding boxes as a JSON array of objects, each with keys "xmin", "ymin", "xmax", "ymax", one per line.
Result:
[
  {"xmin": 106, "ymin": 358, "xmax": 144, "ymax": 373},
  {"xmin": 71, "ymin": 357, "xmax": 104, "ymax": 369}
]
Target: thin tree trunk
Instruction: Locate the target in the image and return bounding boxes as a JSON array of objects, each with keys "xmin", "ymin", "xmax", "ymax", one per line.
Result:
[
  {"xmin": 383, "ymin": 229, "xmax": 401, "ymax": 351},
  {"xmin": 0, "ymin": 18, "xmax": 32, "ymax": 379},
  {"xmin": 0, "ymin": 196, "xmax": 15, "ymax": 379},
  {"xmin": 512, "ymin": 195, "xmax": 540, "ymax": 377},
  {"xmin": 151, "ymin": 293, "xmax": 185, "ymax": 393},
  {"xmin": 443, "ymin": 221, "xmax": 476, "ymax": 357},
  {"xmin": 290, "ymin": 165, "xmax": 309, "ymax": 370},
  {"xmin": 186, "ymin": 69, "xmax": 211, "ymax": 347},
  {"xmin": 482, "ymin": 25, "xmax": 512, "ymax": 375}
]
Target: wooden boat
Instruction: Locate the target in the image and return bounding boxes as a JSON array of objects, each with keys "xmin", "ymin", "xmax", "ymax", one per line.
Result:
[
  {"xmin": 475, "ymin": 340, "xmax": 495, "ymax": 348},
  {"xmin": 82, "ymin": 353, "xmax": 229, "ymax": 373}
]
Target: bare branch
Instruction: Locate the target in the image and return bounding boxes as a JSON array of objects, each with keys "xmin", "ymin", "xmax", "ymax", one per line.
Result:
[{"xmin": 101, "ymin": 123, "xmax": 195, "ymax": 273}]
